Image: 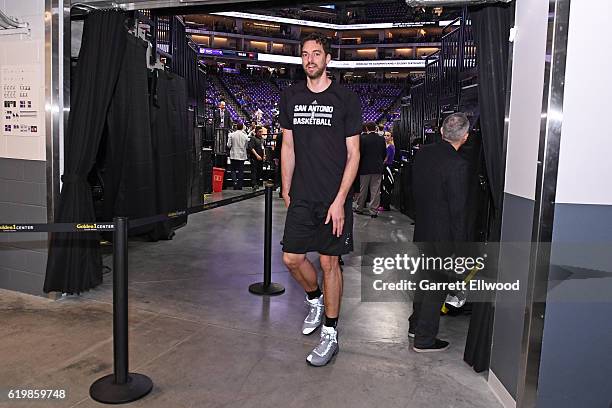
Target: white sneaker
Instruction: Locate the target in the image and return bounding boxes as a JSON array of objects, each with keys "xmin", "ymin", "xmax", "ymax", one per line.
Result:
[
  {"xmin": 302, "ymin": 295, "xmax": 324, "ymax": 335},
  {"xmin": 306, "ymin": 325, "xmax": 339, "ymax": 367}
]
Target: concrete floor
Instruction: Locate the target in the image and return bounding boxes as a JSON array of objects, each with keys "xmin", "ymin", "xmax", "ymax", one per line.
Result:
[{"xmin": 0, "ymin": 193, "xmax": 501, "ymax": 408}]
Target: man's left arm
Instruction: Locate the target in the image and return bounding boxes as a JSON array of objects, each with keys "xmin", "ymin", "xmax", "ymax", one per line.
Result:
[{"xmin": 326, "ymin": 135, "xmax": 360, "ymax": 237}]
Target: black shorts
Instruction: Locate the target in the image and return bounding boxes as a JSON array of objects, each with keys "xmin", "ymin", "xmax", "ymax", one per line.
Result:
[{"xmin": 282, "ymin": 199, "xmax": 353, "ymax": 256}]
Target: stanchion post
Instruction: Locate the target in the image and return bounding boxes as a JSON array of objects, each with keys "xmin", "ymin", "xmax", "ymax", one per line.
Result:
[
  {"xmin": 263, "ymin": 181, "xmax": 272, "ymax": 287},
  {"xmin": 249, "ymin": 183, "xmax": 285, "ymax": 296},
  {"xmin": 114, "ymin": 216, "xmax": 129, "ymax": 384},
  {"xmin": 90, "ymin": 217, "xmax": 153, "ymax": 404}
]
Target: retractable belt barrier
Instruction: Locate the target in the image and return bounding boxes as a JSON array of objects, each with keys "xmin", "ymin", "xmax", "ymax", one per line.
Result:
[
  {"xmin": 0, "ymin": 187, "xmax": 269, "ymax": 405},
  {"xmin": 0, "ymin": 222, "xmax": 116, "ymax": 233},
  {"xmin": 0, "ymin": 189, "xmax": 265, "ymax": 234}
]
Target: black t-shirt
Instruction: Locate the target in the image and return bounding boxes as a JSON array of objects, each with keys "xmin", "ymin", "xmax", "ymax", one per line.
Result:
[
  {"xmin": 279, "ymin": 81, "xmax": 362, "ymax": 203},
  {"xmin": 248, "ymin": 136, "xmax": 264, "ymax": 159}
]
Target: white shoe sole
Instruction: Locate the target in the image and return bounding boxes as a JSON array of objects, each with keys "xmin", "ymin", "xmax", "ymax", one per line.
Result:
[
  {"xmin": 306, "ymin": 346, "xmax": 339, "ymax": 367},
  {"xmin": 412, "ymin": 344, "xmax": 450, "ymax": 353},
  {"xmin": 302, "ymin": 324, "xmax": 321, "ymax": 335}
]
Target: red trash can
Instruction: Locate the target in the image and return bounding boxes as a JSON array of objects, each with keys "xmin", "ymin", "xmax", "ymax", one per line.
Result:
[{"xmin": 212, "ymin": 167, "xmax": 225, "ymax": 192}]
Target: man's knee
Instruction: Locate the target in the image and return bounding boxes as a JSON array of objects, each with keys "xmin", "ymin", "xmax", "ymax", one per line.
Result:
[
  {"xmin": 283, "ymin": 253, "xmax": 306, "ymax": 270},
  {"xmin": 319, "ymin": 255, "xmax": 339, "ymax": 273}
]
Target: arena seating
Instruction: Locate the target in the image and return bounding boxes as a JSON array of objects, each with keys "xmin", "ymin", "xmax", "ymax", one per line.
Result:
[
  {"xmin": 275, "ymin": 79, "xmax": 294, "ymax": 91},
  {"xmin": 381, "ymin": 108, "xmax": 402, "ymax": 131},
  {"xmin": 204, "ymin": 80, "xmax": 244, "ymax": 123},
  {"xmin": 204, "ymin": 73, "xmax": 405, "ymax": 129},
  {"xmin": 345, "ymin": 83, "xmax": 404, "ymax": 123},
  {"xmin": 219, "ymin": 73, "xmax": 281, "ymax": 124},
  {"xmin": 248, "ymin": 2, "xmax": 458, "ymax": 25},
  {"xmin": 355, "ymin": 1, "xmax": 413, "ymax": 23}
]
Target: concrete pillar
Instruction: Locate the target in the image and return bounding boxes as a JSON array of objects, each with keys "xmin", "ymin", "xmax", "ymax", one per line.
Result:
[{"xmin": 490, "ymin": 1, "xmax": 612, "ymax": 408}]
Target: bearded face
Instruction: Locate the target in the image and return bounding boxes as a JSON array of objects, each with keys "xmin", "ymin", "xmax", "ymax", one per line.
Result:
[{"xmin": 301, "ymin": 40, "xmax": 330, "ymax": 80}]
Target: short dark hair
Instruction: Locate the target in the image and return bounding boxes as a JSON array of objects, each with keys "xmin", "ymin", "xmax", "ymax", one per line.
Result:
[
  {"xmin": 300, "ymin": 32, "xmax": 332, "ymax": 56},
  {"xmin": 365, "ymin": 122, "xmax": 377, "ymax": 132},
  {"xmin": 236, "ymin": 122, "xmax": 244, "ymax": 130},
  {"xmin": 255, "ymin": 126, "xmax": 263, "ymax": 132}
]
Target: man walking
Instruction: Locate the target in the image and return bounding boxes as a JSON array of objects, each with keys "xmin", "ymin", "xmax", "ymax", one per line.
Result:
[
  {"xmin": 227, "ymin": 122, "xmax": 249, "ymax": 190},
  {"xmin": 279, "ymin": 32, "xmax": 362, "ymax": 367},
  {"xmin": 248, "ymin": 126, "xmax": 265, "ymax": 190},
  {"xmin": 354, "ymin": 122, "xmax": 387, "ymax": 217},
  {"xmin": 409, "ymin": 112, "xmax": 471, "ymax": 352}
]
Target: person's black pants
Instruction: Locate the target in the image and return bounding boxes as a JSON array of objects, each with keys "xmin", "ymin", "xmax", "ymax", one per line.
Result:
[
  {"xmin": 409, "ymin": 276, "xmax": 448, "ymax": 347},
  {"xmin": 230, "ymin": 159, "xmax": 245, "ymax": 189},
  {"xmin": 409, "ymin": 244, "xmax": 450, "ymax": 347},
  {"xmin": 251, "ymin": 159, "xmax": 263, "ymax": 187}
]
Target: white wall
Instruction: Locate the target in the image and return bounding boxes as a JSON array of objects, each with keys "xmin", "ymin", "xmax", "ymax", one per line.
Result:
[
  {"xmin": 503, "ymin": 0, "xmax": 549, "ymax": 200},
  {"xmin": 0, "ymin": 0, "xmax": 46, "ymax": 161},
  {"xmin": 555, "ymin": 0, "xmax": 612, "ymax": 205}
]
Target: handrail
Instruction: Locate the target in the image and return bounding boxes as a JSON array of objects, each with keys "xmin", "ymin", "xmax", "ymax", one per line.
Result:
[
  {"xmin": 442, "ymin": 17, "xmax": 461, "ymax": 35},
  {"xmin": 441, "ymin": 25, "xmax": 461, "ymax": 41}
]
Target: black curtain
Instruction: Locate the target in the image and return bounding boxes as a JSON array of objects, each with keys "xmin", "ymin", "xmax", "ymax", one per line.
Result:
[
  {"xmin": 102, "ymin": 34, "xmax": 157, "ymax": 237},
  {"xmin": 464, "ymin": 3, "xmax": 515, "ymax": 372},
  {"xmin": 44, "ymin": 11, "xmax": 128, "ymax": 294},
  {"xmin": 149, "ymin": 71, "xmax": 190, "ymax": 240}
]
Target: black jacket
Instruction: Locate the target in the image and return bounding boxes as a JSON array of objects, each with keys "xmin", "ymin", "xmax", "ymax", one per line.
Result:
[
  {"xmin": 412, "ymin": 141, "xmax": 470, "ymax": 249},
  {"xmin": 248, "ymin": 136, "xmax": 264, "ymax": 160},
  {"xmin": 213, "ymin": 108, "xmax": 233, "ymax": 129},
  {"xmin": 359, "ymin": 131, "xmax": 387, "ymax": 175}
]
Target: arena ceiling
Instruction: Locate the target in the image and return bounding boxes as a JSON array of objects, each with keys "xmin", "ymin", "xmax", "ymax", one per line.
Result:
[{"xmin": 71, "ymin": 0, "xmax": 512, "ymax": 12}]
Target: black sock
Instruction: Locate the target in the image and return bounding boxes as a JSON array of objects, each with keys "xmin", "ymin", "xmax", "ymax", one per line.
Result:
[
  {"xmin": 306, "ymin": 286, "xmax": 322, "ymax": 300},
  {"xmin": 325, "ymin": 316, "xmax": 338, "ymax": 328}
]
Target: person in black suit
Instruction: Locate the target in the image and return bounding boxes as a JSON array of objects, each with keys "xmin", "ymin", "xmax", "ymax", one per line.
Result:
[
  {"xmin": 354, "ymin": 122, "xmax": 387, "ymax": 217},
  {"xmin": 409, "ymin": 112, "xmax": 471, "ymax": 353},
  {"xmin": 213, "ymin": 101, "xmax": 233, "ymax": 130}
]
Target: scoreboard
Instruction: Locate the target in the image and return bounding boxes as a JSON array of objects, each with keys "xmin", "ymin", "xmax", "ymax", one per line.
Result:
[{"xmin": 199, "ymin": 48, "xmax": 257, "ymax": 60}]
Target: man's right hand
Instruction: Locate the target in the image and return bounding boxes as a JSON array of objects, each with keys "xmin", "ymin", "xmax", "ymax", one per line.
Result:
[{"xmin": 282, "ymin": 193, "xmax": 290, "ymax": 208}]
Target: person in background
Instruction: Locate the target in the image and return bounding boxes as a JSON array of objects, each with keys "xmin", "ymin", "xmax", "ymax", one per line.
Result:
[
  {"xmin": 254, "ymin": 108, "xmax": 264, "ymax": 125},
  {"xmin": 248, "ymin": 126, "xmax": 266, "ymax": 190},
  {"xmin": 409, "ymin": 112, "xmax": 471, "ymax": 352},
  {"xmin": 379, "ymin": 132, "xmax": 395, "ymax": 211},
  {"xmin": 227, "ymin": 122, "xmax": 249, "ymax": 190},
  {"xmin": 247, "ymin": 121, "xmax": 257, "ymax": 139},
  {"xmin": 354, "ymin": 122, "xmax": 387, "ymax": 218},
  {"xmin": 213, "ymin": 100, "xmax": 232, "ymax": 130},
  {"xmin": 262, "ymin": 125, "xmax": 273, "ymax": 163}
]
